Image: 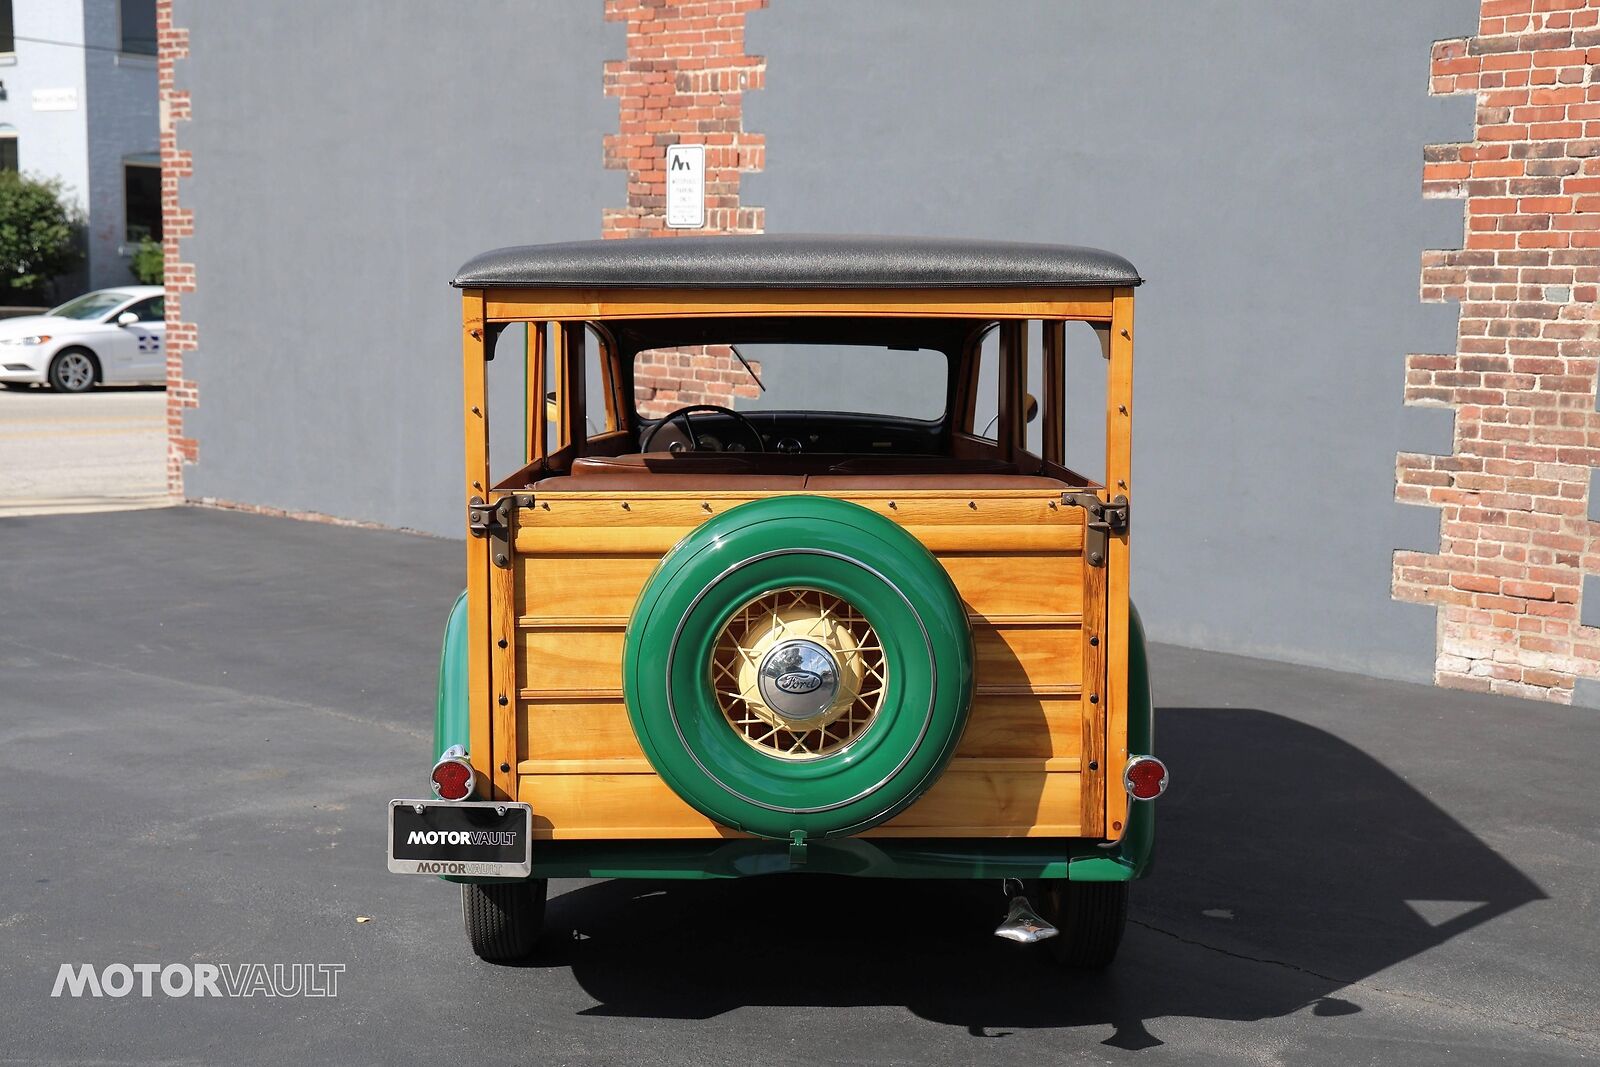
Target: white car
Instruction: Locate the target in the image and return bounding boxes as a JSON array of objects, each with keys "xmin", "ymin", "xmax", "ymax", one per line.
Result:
[{"xmin": 0, "ymin": 285, "xmax": 166, "ymax": 393}]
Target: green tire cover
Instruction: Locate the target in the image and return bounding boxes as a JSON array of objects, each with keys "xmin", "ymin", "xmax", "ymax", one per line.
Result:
[{"xmin": 623, "ymin": 496, "xmax": 974, "ymax": 839}]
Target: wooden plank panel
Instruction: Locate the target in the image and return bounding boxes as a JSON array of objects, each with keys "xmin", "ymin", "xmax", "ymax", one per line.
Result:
[
  {"xmin": 519, "ymin": 553, "xmax": 659, "ymax": 619},
  {"xmin": 956, "ymin": 693, "xmax": 1083, "ymax": 758},
  {"xmin": 520, "ymin": 700, "xmax": 641, "ymax": 763},
  {"xmin": 518, "ymin": 628, "xmax": 626, "ymax": 694},
  {"xmin": 521, "ymin": 492, "xmax": 1074, "ymax": 529},
  {"xmin": 1079, "ymin": 550, "xmax": 1108, "ymax": 838},
  {"xmin": 940, "ymin": 554, "xmax": 1081, "ymax": 617},
  {"xmin": 461, "ymin": 292, "xmax": 493, "ymax": 791},
  {"xmin": 489, "ymin": 542, "xmax": 518, "ymax": 801},
  {"xmin": 517, "ymin": 522, "xmax": 1082, "ymax": 556},
  {"xmin": 973, "ymin": 623, "xmax": 1081, "ymax": 690},
  {"xmin": 867, "ymin": 770, "xmax": 1084, "ymax": 837},
  {"xmin": 518, "ymin": 768, "xmax": 1084, "ymax": 839},
  {"xmin": 1105, "ymin": 288, "xmax": 1136, "ymax": 839}
]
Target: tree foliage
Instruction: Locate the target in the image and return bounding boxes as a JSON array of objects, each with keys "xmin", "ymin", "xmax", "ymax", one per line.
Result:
[
  {"xmin": 0, "ymin": 171, "xmax": 84, "ymax": 294},
  {"xmin": 130, "ymin": 237, "xmax": 164, "ymax": 285}
]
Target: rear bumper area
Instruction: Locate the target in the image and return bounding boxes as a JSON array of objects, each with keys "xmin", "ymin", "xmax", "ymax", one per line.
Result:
[{"xmin": 448, "ymin": 802, "xmax": 1152, "ymax": 884}]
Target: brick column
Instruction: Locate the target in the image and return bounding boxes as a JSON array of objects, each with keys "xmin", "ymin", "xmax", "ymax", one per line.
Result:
[
  {"xmin": 603, "ymin": 0, "xmax": 767, "ymax": 416},
  {"xmin": 1395, "ymin": 0, "xmax": 1600, "ymax": 701},
  {"xmin": 157, "ymin": 0, "xmax": 197, "ymax": 497}
]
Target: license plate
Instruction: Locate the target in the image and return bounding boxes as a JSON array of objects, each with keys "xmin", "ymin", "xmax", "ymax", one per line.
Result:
[{"xmin": 387, "ymin": 800, "xmax": 532, "ymax": 877}]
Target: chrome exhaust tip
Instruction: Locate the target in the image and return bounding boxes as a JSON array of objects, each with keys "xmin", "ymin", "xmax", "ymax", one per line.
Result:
[{"xmin": 994, "ymin": 879, "xmax": 1058, "ymax": 943}]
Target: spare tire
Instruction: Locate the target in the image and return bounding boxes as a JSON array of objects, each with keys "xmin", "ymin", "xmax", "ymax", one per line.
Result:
[{"xmin": 623, "ymin": 496, "xmax": 974, "ymax": 840}]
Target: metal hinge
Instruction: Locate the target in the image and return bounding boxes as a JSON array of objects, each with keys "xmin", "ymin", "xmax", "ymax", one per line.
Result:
[
  {"xmin": 467, "ymin": 495, "xmax": 530, "ymax": 568},
  {"xmin": 1062, "ymin": 492, "xmax": 1129, "ymax": 567}
]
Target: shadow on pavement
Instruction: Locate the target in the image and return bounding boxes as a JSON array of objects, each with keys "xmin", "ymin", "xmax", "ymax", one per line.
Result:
[{"xmin": 519, "ymin": 706, "xmax": 1545, "ymax": 1043}]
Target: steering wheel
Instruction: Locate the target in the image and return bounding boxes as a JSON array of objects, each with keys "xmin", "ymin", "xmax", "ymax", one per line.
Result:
[{"xmin": 640, "ymin": 404, "xmax": 767, "ymax": 453}]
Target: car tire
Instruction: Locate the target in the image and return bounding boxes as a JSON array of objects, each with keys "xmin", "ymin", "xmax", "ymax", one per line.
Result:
[
  {"xmin": 1035, "ymin": 880, "xmax": 1129, "ymax": 969},
  {"xmin": 461, "ymin": 880, "xmax": 547, "ymax": 962},
  {"xmin": 624, "ymin": 496, "xmax": 974, "ymax": 841},
  {"xmin": 48, "ymin": 349, "xmax": 98, "ymax": 393}
]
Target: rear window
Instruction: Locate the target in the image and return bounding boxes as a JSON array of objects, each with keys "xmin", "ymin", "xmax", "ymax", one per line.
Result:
[{"xmin": 634, "ymin": 343, "xmax": 947, "ymax": 420}]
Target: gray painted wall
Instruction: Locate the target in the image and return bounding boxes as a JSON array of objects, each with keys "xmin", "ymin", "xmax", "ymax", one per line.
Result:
[
  {"xmin": 177, "ymin": 0, "xmax": 1477, "ymax": 684},
  {"xmin": 745, "ymin": 0, "xmax": 1476, "ymax": 682},
  {"xmin": 176, "ymin": 0, "xmax": 620, "ymax": 535}
]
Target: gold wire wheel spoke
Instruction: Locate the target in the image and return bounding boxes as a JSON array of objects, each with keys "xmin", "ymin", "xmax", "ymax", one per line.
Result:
[{"xmin": 710, "ymin": 586, "xmax": 888, "ymax": 760}]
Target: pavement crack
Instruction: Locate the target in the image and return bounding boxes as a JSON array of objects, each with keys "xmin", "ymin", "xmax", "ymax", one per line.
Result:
[
  {"xmin": 1, "ymin": 638, "xmax": 428, "ymax": 741},
  {"xmin": 1128, "ymin": 917, "xmax": 1354, "ymax": 984}
]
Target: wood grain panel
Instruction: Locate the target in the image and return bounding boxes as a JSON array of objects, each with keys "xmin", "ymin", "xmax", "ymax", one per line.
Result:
[
  {"xmin": 955, "ymin": 693, "xmax": 1082, "ymax": 758},
  {"xmin": 518, "ymin": 553, "xmax": 658, "ymax": 619},
  {"xmin": 518, "ymin": 628, "xmax": 626, "ymax": 694},
  {"xmin": 520, "ymin": 700, "xmax": 641, "ymax": 763},
  {"xmin": 940, "ymin": 554, "xmax": 1081, "ymax": 617},
  {"xmin": 973, "ymin": 623, "xmax": 1082, "ymax": 690},
  {"xmin": 518, "ymin": 767, "xmax": 1084, "ymax": 839},
  {"xmin": 519, "ymin": 491, "xmax": 1075, "ymax": 530}
]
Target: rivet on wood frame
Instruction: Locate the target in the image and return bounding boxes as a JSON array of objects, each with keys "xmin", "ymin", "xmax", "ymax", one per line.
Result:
[
  {"xmin": 1118, "ymin": 480, "xmax": 1127, "ymax": 489},
  {"xmin": 1089, "ymin": 693, "xmax": 1099, "ymax": 704},
  {"xmin": 621, "ymin": 501, "xmax": 630, "ymax": 510},
  {"xmin": 471, "ymin": 406, "xmax": 482, "ymax": 416},
  {"xmin": 1048, "ymin": 500, "xmax": 1057, "ymax": 509},
  {"xmin": 1120, "ymin": 328, "xmax": 1130, "ymax": 339},
  {"xmin": 472, "ymin": 481, "xmax": 483, "ymax": 491},
  {"xmin": 1118, "ymin": 404, "xmax": 1128, "ymax": 414},
  {"xmin": 499, "ymin": 762, "xmax": 510, "ymax": 773},
  {"xmin": 494, "ymin": 553, "xmax": 508, "ymax": 566},
  {"xmin": 541, "ymin": 501, "xmax": 550, "ymax": 509},
  {"xmin": 498, "ymin": 637, "xmax": 508, "ymax": 649},
  {"xmin": 702, "ymin": 502, "xmax": 713, "ymax": 512},
  {"xmin": 498, "ymin": 693, "xmax": 508, "ymax": 706},
  {"xmin": 471, "ymin": 328, "xmax": 483, "ymax": 341},
  {"xmin": 1088, "ymin": 760, "xmax": 1099, "ymax": 771},
  {"xmin": 1089, "ymin": 635, "xmax": 1099, "ymax": 647},
  {"xmin": 968, "ymin": 500, "xmax": 977, "ymax": 510},
  {"xmin": 1112, "ymin": 820, "xmax": 1122, "ymax": 832},
  {"xmin": 887, "ymin": 500, "xmax": 896, "ymax": 509}
]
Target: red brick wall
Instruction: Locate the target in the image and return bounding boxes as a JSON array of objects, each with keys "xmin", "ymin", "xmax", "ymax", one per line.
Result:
[
  {"xmin": 602, "ymin": 0, "xmax": 767, "ymax": 417},
  {"xmin": 1395, "ymin": 0, "xmax": 1600, "ymax": 701},
  {"xmin": 157, "ymin": 0, "xmax": 197, "ymax": 497}
]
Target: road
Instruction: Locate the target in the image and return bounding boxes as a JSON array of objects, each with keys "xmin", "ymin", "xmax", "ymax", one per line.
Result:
[
  {"xmin": 0, "ymin": 386, "xmax": 167, "ymax": 516},
  {"xmin": 0, "ymin": 507, "xmax": 1594, "ymax": 1065}
]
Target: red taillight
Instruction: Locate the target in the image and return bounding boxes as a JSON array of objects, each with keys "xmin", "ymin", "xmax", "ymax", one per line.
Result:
[
  {"xmin": 431, "ymin": 758, "xmax": 475, "ymax": 801},
  {"xmin": 1124, "ymin": 756, "xmax": 1168, "ymax": 801}
]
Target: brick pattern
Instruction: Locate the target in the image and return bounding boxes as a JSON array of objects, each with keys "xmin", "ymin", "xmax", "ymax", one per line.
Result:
[
  {"xmin": 602, "ymin": 0, "xmax": 767, "ymax": 418},
  {"xmin": 157, "ymin": 0, "xmax": 197, "ymax": 497},
  {"xmin": 1395, "ymin": 0, "xmax": 1600, "ymax": 701}
]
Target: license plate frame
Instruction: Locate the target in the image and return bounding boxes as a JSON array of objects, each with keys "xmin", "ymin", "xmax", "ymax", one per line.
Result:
[{"xmin": 387, "ymin": 799, "xmax": 533, "ymax": 878}]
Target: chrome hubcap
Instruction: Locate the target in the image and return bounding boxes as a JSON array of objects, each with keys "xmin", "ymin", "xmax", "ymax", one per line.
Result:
[
  {"xmin": 756, "ymin": 638, "xmax": 841, "ymax": 721},
  {"xmin": 57, "ymin": 353, "xmax": 92, "ymax": 390}
]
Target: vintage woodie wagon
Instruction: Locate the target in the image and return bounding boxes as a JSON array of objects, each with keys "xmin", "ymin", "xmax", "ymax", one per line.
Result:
[{"xmin": 386, "ymin": 234, "xmax": 1167, "ymax": 968}]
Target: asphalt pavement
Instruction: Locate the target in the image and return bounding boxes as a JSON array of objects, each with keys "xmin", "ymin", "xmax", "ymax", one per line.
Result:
[
  {"xmin": 0, "ymin": 506, "xmax": 1594, "ymax": 1065},
  {"xmin": 0, "ymin": 385, "xmax": 168, "ymax": 516}
]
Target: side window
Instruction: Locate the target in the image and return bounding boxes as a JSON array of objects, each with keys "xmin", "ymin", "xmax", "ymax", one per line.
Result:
[
  {"xmin": 119, "ymin": 0, "xmax": 156, "ymax": 55},
  {"xmin": 583, "ymin": 325, "xmax": 618, "ymax": 439},
  {"xmin": 971, "ymin": 326, "xmax": 999, "ymax": 441},
  {"xmin": 125, "ymin": 296, "xmax": 164, "ymax": 322}
]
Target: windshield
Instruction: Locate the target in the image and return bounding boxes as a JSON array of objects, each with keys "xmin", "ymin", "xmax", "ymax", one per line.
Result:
[
  {"xmin": 634, "ymin": 343, "xmax": 948, "ymax": 420},
  {"xmin": 49, "ymin": 291, "xmax": 134, "ymax": 320}
]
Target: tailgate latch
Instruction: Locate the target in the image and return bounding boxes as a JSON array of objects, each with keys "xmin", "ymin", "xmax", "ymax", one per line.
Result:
[
  {"xmin": 1062, "ymin": 492, "xmax": 1129, "ymax": 567},
  {"xmin": 467, "ymin": 495, "xmax": 528, "ymax": 568}
]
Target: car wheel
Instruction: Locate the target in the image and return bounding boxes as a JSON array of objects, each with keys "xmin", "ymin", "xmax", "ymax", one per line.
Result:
[
  {"xmin": 624, "ymin": 496, "xmax": 974, "ymax": 841},
  {"xmin": 1035, "ymin": 879, "xmax": 1129, "ymax": 969},
  {"xmin": 48, "ymin": 349, "xmax": 98, "ymax": 393},
  {"xmin": 461, "ymin": 880, "xmax": 547, "ymax": 962}
]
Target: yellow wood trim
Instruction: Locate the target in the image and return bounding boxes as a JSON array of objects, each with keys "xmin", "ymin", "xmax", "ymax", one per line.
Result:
[
  {"xmin": 489, "ymin": 540, "xmax": 518, "ymax": 801},
  {"xmin": 1079, "ymin": 543, "xmax": 1108, "ymax": 838},
  {"xmin": 461, "ymin": 290, "xmax": 493, "ymax": 791},
  {"xmin": 526, "ymin": 322, "xmax": 546, "ymax": 463},
  {"xmin": 520, "ymin": 687, "xmax": 624, "ymax": 702},
  {"xmin": 1042, "ymin": 319, "xmax": 1065, "ymax": 465},
  {"xmin": 975, "ymin": 683, "xmax": 1082, "ymax": 697},
  {"xmin": 1104, "ymin": 287, "xmax": 1136, "ymax": 839},
  {"xmin": 516, "ymin": 756, "xmax": 1083, "ymax": 776},
  {"xmin": 483, "ymin": 287, "xmax": 1116, "ymax": 323}
]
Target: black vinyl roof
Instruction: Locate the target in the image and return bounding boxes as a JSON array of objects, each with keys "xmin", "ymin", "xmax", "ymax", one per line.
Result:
[{"xmin": 452, "ymin": 234, "xmax": 1141, "ymax": 290}]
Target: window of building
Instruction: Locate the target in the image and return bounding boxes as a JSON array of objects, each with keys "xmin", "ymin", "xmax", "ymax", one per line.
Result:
[
  {"xmin": 119, "ymin": 0, "xmax": 156, "ymax": 56},
  {"xmin": 124, "ymin": 162, "xmax": 161, "ymax": 241},
  {"xmin": 0, "ymin": 131, "xmax": 16, "ymax": 173},
  {"xmin": 0, "ymin": 2, "xmax": 14, "ymax": 55}
]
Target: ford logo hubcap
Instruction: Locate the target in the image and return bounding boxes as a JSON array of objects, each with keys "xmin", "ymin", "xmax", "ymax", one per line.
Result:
[{"xmin": 756, "ymin": 638, "xmax": 841, "ymax": 721}]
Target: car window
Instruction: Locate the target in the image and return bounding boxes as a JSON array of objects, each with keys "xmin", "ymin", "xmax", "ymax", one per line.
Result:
[
  {"xmin": 49, "ymin": 291, "xmax": 135, "ymax": 320},
  {"xmin": 633, "ymin": 343, "xmax": 948, "ymax": 420},
  {"xmin": 124, "ymin": 296, "xmax": 164, "ymax": 322}
]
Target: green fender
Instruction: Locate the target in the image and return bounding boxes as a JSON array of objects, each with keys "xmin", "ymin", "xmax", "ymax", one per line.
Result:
[{"xmin": 433, "ymin": 589, "xmax": 470, "ymax": 761}]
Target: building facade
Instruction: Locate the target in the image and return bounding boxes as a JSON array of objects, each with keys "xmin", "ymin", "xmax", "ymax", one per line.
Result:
[
  {"xmin": 159, "ymin": 0, "xmax": 1600, "ymax": 702},
  {"xmin": 1, "ymin": 0, "xmax": 158, "ymax": 295}
]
